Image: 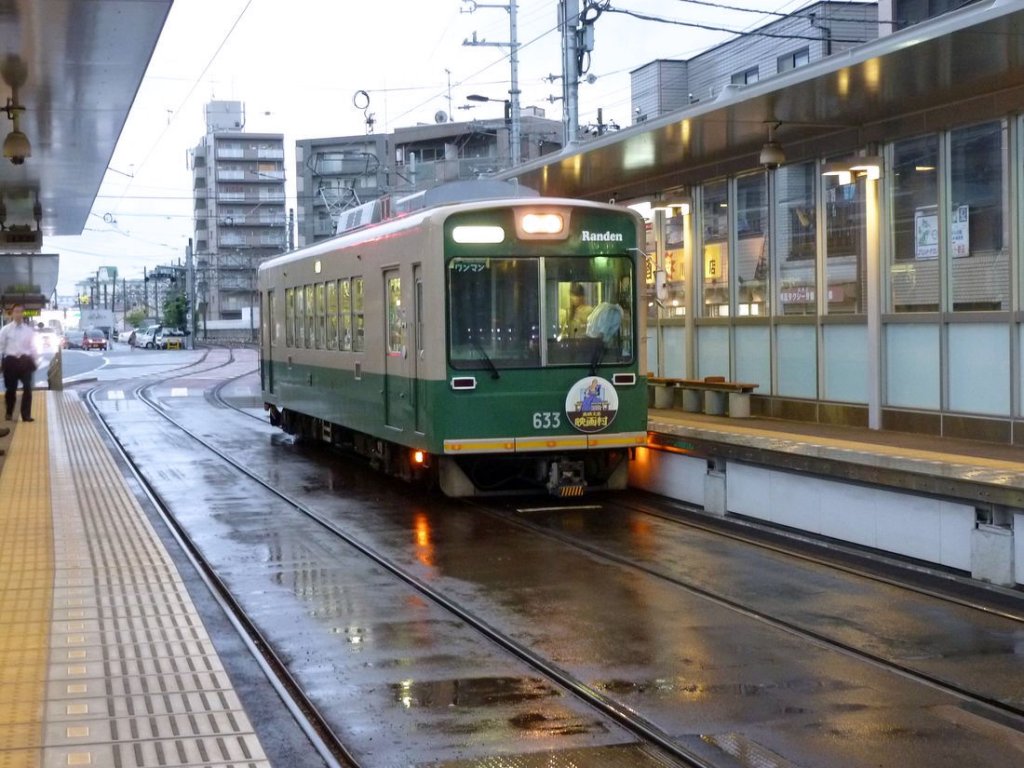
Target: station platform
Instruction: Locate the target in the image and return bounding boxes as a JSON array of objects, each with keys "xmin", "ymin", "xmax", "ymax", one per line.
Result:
[
  {"xmin": 0, "ymin": 390, "xmax": 269, "ymax": 768},
  {"xmin": 2, "ymin": 388, "xmax": 1023, "ymax": 767},
  {"xmin": 647, "ymin": 406, "xmax": 1024, "ymax": 508}
]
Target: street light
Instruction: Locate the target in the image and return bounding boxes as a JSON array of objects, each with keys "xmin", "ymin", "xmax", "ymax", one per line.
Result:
[{"xmin": 466, "ymin": 94, "xmax": 512, "ymax": 162}]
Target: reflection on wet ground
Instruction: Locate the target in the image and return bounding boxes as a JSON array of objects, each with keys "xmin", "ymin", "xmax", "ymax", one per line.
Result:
[
  {"xmin": 98, "ymin": 366, "xmax": 1024, "ymax": 768},
  {"xmin": 390, "ymin": 676, "xmax": 558, "ymax": 709}
]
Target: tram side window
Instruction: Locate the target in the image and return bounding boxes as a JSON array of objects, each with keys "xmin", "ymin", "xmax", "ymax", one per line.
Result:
[
  {"xmin": 285, "ymin": 288, "xmax": 295, "ymax": 347},
  {"xmin": 326, "ymin": 280, "xmax": 338, "ymax": 350},
  {"xmin": 304, "ymin": 285, "xmax": 315, "ymax": 349},
  {"xmin": 352, "ymin": 277, "xmax": 365, "ymax": 351},
  {"xmin": 339, "ymin": 279, "xmax": 352, "ymax": 351},
  {"xmin": 294, "ymin": 286, "xmax": 305, "ymax": 348},
  {"xmin": 386, "ymin": 275, "xmax": 404, "ymax": 356},
  {"xmin": 315, "ymin": 283, "xmax": 325, "ymax": 349}
]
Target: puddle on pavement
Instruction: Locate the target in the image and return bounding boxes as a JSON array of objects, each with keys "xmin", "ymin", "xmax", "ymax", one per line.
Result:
[
  {"xmin": 597, "ymin": 676, "xmax": 857, "ymax": 699},
  {"xmin": 391, "ymin": 676, "xmax": 559, "ymax": 709}
]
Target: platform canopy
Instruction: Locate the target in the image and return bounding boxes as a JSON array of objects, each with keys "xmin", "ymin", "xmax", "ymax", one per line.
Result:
[
  {"xmin": 0, "ymin": 0, "xmax": 173, "ymax": 237},
  {"xmin": 507, "ymin": 1, "xmax": 1024, "ymax": 202}
]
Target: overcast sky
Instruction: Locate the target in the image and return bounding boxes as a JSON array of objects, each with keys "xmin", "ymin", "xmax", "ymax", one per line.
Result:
[{"xmin": 50, "ymin": 0, "xmax": 815, "ymax": 296}]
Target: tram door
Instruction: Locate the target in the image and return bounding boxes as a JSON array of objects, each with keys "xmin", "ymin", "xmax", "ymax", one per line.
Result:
[
  {"xmin": 383, "ymin": 269, "xmax": 407, "ymax": 429},
  {"xmin": 413, "ymin": 265, "xmax": 425, "ymax": 433}
]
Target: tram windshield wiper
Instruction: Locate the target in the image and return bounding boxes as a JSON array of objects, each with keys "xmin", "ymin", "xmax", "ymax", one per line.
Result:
[
  {"xmin": 588, "ymin": 338, "xmax": 606, "ymax": 376},
  {"xmin": 472, "ymin": 338, "xmax": 501, "ymax": 379}
]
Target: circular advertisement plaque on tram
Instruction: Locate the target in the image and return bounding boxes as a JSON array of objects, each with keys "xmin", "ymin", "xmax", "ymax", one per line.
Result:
[{"xmin": 565, "ymin": 376, "xmax": 618, "ymax": 433}]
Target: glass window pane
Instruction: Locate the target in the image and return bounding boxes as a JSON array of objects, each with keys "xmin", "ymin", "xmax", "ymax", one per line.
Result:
[
  {"xmin": 315, "ymin": 283, "xmax": 325, "ymax": 349},
  {"xmin": 448, "ymin": 258, "xmax": 541, "ymax": 369},
  {"xmin": 294, "ymin": 285, "xmax": 305, "ymax": 348},
  {"xmin": 950, "ymin": 120, "xmax": 1008, "ymax": 311},
  {"xmin": 546, "ymin": 257, "xmax": 633, "ymax": 365},
  {"xmin": 701, "ymin": 179, "xmax": 729, "ymax": 317},
  {"xmin": 304, "ymin": 285, "xmax": 315, "ymax": 348},
  {"xmin": 775, "ymin": 162, "xmax": 817, "ymax": 316},
  {"xmin": 325, "ymin": 280, "xmax": 338, "ymax": 350},
  {"xmin": 387, "ymin": 276, "xmax": 404, "ymax": 355},
  {"xmin": 824, "ymin": 174, "xmax": 865, "ymax": 314},
  {"xmin": 447, "ymin": 255, "xmax": 634, "ymax": 369},
  {"xmin": 352, "ymin": 278, "xmax": 365, "ymax": 351},
  {"xmin": 284, "ymin": 287, "xmax": 294, "ymax": 347},
  {"xmin": 339, "ymin": 280, "xmax": 352, "ymax": 351},
  {"xmin": 662, "ymin": 209, "xmax": 687, "ymax": 319},
  {"xmin": 890, "ymin": 135, "xmax": 939, "ymax": 312},
  {"xmin": 735, "ymin": 172, "xmax": 768, "ymax": 317}
]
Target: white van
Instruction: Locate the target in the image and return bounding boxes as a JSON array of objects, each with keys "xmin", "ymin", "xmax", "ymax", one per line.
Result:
[{"xmin": 136, "ymin": 324, "xmax": 163, "ymax": 349}]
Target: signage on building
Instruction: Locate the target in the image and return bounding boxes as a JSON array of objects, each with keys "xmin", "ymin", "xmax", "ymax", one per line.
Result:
[
  {"xmin": 915, "ymin": 206, "xmax": 938, "ymax": 259},
  {"xmin": 779, "ymin": 285, "xmax": 846, "ymax": 304},
  {"xmin": 915, "ymin": 204, "xmax": 970, "ymax": 259},
  {"xmin": 950, "ymin": 204, "xmax": 970, "ymax": 258}
]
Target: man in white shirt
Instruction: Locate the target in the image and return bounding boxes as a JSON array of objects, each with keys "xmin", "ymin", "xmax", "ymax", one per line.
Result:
[{"xmin": 0, "ymin": 304, "xmax": 38, "ymax": 422}]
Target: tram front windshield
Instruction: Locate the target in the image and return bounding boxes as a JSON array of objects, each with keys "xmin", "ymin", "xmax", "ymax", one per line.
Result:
[{"xmin": 448, "ymin": 255, "xmax": 634, "ymax": 370}]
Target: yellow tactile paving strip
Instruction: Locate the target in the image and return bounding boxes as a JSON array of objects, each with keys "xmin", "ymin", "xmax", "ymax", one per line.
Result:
[
  {"xmin": 0, "ymin": 392, "xmax": 270, "ymax": 768},
  {"xmin": 0, "ymin": 400, "xmax": 51, "ymax": 768}
]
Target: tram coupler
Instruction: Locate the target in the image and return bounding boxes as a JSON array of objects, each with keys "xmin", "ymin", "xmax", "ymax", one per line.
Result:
[{"xmin": 547, "ymin": 459, "xmax": 586, "ymax": 497}]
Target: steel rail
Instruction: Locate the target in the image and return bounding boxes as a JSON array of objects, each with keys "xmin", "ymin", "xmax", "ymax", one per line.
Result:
[
  {"xmin": 85, "ymin": 363, "xmax": 355, "ymax": 768},
  {"xmin": 127, "ymin": 376, "xmax": 713, "ymax": 767}
]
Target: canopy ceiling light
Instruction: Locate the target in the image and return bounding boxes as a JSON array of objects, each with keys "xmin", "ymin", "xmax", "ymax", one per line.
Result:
[
  {"xmin": 759, "ymin": 121, "xmax": 785, "ymax": 169},
  {"xmin": 850, "ymin": 156, "xmax": 882, "ymax": 180},
  {"xmin": 821, "ymin": 161, "xmax": 852, "ymax": 185},
  {"xmin": 1, "ymin": 53, "xmax": 29, "ymax": 165},
  {"xmin": 651, "ymin": 191, "xmax": 691, "ymax": 216}
]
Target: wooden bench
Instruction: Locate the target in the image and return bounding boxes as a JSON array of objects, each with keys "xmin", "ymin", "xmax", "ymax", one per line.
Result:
[{"xmin": 648, "ymin": 376, "xmax": 759, "ymax": 417}]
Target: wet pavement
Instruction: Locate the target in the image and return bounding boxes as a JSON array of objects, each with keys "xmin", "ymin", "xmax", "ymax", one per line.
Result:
[{"xmin": 88, "ymin": 350, "xmax": 1024, "ymax": 767}]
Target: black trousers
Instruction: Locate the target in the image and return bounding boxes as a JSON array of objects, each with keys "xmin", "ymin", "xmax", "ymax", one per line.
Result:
[{"xmin": 2, "ymin": 354, "xmax": 34, "ymax": 419}]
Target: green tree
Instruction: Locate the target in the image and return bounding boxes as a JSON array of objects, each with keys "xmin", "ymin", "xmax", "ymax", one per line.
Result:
[
  {"xmin": 125, "ymin": 308, "xmax": 146, "ymax": 329},
  {"xmin": 163, "ymin": 293, "xmax": 187, "ymax": 328}
]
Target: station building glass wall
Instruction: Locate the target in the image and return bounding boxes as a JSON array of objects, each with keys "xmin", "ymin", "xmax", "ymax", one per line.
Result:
[{"xmin": 644, "ymin": 115, "xmax": 1019, "ymax": 431}]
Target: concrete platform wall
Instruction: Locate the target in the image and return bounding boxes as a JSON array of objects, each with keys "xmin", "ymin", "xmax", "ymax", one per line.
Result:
[
  {"xmin": 1016, "ymin": 513, "xmax": 1024, "ymax": 585},
  {"xmin": 630, "ymin": 449, "xmax": 1011, "ymax": 583}
]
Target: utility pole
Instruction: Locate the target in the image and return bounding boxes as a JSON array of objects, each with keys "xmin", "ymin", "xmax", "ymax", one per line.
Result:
[
  {"xmin": 559, "ymin": 0, "xmax": 581, "ymax": 146},
  {"xmin": 186, "ymin": 238, "xmax": 196, "ymax": 350},
  {"xmin": 462, "ymin": 0, "xmax": 521, "ymax": 166}
]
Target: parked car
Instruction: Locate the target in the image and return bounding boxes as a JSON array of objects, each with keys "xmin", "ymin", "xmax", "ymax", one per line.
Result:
[
  {"xmin": 63, "ymin": 329, "xmax": 85, "ymax": 349},
  {"xmin": 81, "ymin": 328, "xmax": 108, "ymax": 351},
  {"xmin": 136, "ymin": 324, "xmax": 162, "ymax": 349},
  {"xmin": 117, "ymin": 328, "xmax": 136, "ymax": 343},
  {"xmin": 155, "ymin": 328, "xmax": 186, "ymax": 349}
]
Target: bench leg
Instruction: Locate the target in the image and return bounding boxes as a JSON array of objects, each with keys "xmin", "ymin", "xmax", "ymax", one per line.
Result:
[
  {"xmin": 653, "ymin": 385, "xmax": 675, "ymax": 409},
  {"xmin": 728, "ymin": 392, "xmax": 751, "ymax": 418},
  {"xmin": 681, "ymin": 388, "xmax": 702, "ymax": 413},
  {"xmin": 704, "ymin": 390, "xmax": 726, "ymax": 415}
]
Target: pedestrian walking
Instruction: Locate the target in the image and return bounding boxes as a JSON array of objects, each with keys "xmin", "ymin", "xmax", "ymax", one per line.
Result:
[{"xmin": 0, "ymin": 304, "xmax": 38, "ymax": 422}]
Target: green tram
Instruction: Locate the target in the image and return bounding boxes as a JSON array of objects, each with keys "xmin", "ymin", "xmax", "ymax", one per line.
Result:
[{"xmin": 258, "ymin": 185, "xmax": 648, "ymax": 496}]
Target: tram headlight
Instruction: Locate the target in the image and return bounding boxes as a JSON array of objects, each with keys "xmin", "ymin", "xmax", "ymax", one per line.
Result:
[
  {"xmin": 515, "ymin": 207, "xmax": 570, "ymax": 240},
  {"xmin": 521, "ymin": 212, "xmax": 563, "ymax": 235}
]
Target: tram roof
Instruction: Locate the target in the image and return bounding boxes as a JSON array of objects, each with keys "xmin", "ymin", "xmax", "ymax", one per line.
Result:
[
  {"xmin": 0, "ymin": 0, "xmax": 173, "ymax": 237},
  {"xmin": 506, "ymin": 0, "xmax": 1024, "ymax": 201}
]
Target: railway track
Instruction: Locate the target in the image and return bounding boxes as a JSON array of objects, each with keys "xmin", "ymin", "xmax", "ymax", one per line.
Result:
[
  {"xmin": 478, "ymin": 494, "xmax": 1024, "ymax": 721},
  {"xmin": 82, "ymin": 355, "xmax": 1024, "ymax": 767},
  {"xmin": 87, "ymin": 355, "xmax": 697, "ymax": 767}
]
